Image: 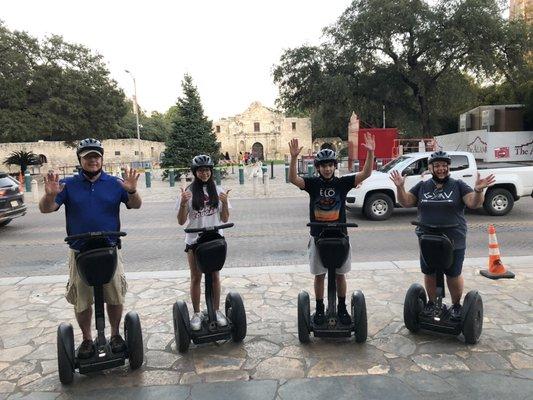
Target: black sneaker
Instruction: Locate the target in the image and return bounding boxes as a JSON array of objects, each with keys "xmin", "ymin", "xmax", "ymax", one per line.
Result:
[
  {"xmin": 77, "ymin": 339, "xmax": 95, "ymax": 359},
  {"xmin": 110, "ymin": 335, "xmax": 126, "ymax": 353},
  {"xmin": 337, "ymin": 304, "xmax": 352, "ymax": 326},
  {"xmin": 313, "ymin": 304, "xmax": 325, "ymax": 325},
  {"xmin": 450, "ymin": 304, "xmax": 462, "ymax": 321},
  {"xmin": 422, "ymin": 301, "xmax": 436, "ymax": 317}
]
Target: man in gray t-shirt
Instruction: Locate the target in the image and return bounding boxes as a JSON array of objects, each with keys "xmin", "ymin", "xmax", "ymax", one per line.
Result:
[{"xmin": 390, "ymin": 151, "xmax": 495, "ymax": 319}]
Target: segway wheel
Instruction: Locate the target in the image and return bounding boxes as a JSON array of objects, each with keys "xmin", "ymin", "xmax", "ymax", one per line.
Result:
[
  {"xmin": 57, "ymin": 322, "xmax": 75, "ymax": 384},
  {"xmin": 225, "ymin": 292, "xmax": 246, "ymax": 342},
  {"xmin": 124, "ymin": 311, "xmax": 144, "ymax": 369},
  {"xmin": 404, "ymin": 283, "xmax": 426, "ymax": 333},
  {"xmin": 351, "ymin": 290, "xmax": 367, "ymax": 343},
  {"xmin": 462, "ymin": 290, "xmax": 483, "ymax": 345},
  {"xmin": 297, "ymin": 291, "xmax": 311, "ymax": 343},
  {"xmin": 173, "ymin": 301, "xmax": 191, "ymax": 352}
]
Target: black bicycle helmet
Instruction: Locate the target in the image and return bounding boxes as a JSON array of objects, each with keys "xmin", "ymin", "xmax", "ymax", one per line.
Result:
[
  {"xmin": 428, "ymin": 150, "xmax": 451, "ymax": 165},
  {"xmin": 76, "ymin": 138, "xmax": 104, "ymax": 159},
  {"xmin": 314, "ymin": 148, "xmax": 337, "ymax": 167},
  {"xmin": 191, "ymin": 154, "xmax": 214, "ymax": 173}
]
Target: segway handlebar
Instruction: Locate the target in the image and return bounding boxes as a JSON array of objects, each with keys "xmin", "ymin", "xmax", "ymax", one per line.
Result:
[
  {"xmin": 307, "ymin": 222, "xmax": 358, "ymax": 228},
  {"xmin": 64, "ymin": 231, "xmax": 127, "ymax": 242},
  {"xmin": 184, "ymin": 223, "xmax": 234, "ymax": 234},
  {"xmin": 411, "ymin": 221, "xmax": 459, "ymax": 230}
]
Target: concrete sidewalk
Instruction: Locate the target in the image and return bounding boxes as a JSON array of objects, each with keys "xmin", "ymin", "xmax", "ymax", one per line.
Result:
[{"xmin": 1, "ymin": 257, "xmax": 532, "ymax": 399}]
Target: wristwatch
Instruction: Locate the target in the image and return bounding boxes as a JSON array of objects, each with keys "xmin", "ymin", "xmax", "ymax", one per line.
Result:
[
  {"xmin": 127, "ymin": 190, "xmax": 137, "ymax": 195},
  {"xmin": 474, "ymin": 188, "xmax": 483, "ymax": 193}
]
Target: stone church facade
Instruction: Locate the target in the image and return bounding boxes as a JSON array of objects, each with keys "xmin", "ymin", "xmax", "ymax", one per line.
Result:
[{"xmin": 213, "ymin": 102, "xmax": 312, "ymax": 161}]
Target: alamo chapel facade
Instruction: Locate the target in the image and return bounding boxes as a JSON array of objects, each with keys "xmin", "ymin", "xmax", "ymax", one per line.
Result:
[{"xmin": 213, "ymin": 102, "xmax": 312, "ymax": 161}]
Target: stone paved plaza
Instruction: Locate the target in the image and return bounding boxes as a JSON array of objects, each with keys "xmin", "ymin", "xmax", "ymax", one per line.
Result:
[{"xmin": 0, "ymin": 257, "xmax": 532, "ymax": 399}]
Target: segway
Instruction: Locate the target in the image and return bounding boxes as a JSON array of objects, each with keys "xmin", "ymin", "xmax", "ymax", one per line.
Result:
[
  {"xmin": 297, "ymin": 222, "xmax": 367, "ymax": 343},
  {"xmin": 404, "ymin": 221, "xmax": 483, "ymax": 344},
  {"xmin": 57, "ymin": 231, "xmax": 143, "ymax": 384},
  {"xmin": 173, "ymin": 223, "xmax": 246, "ymax": 352}
]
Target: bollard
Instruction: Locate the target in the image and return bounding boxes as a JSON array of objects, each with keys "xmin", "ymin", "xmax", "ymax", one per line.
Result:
[
  {"xmin": 270, "ymin": 161, "xmax": 274, "ymax": 179},
  {"xmin": 261, "ymin": 165, "xmax": 267, "ymax": 184},
  {"xmin": 231, "ymin": 163, "xmax": 235, "ymax": 174},
  {"xmin": 145, "ymin": 170, "xmax": 151, "ymax": 188},
  {"xmin": 180, "ymin": 173, "xmax": 187, "ymax": 188},
  {"xmin": 31, "ymin": 180, "xmax": 39, "ymax": 201},
  {"xmin": 24, "ymin": 171, "xmax": 31, "ymax": 192},
  {"xmin": 376, "ymin": 159, "xmax": 383, "ymax": 169},
  {"xmin": 307, "ymin": 163, "xmax": 314, "ymax": 177},
  {"xmin": 263, "ymin": 172, "xmax": 269, "ymax": 196},
  {"xmin": 214, "ymin": 167, "xmax": 221, "ymax": 185},
  {"xmin": 285, "ymin": 163, "xmax": 289, "ymax": 183},
  {"xmin": 238, "ymin": 164, "xmax": 244, "ymax": 185},
  {"xmin": 169, "ymin": 170, "xmax": 175, "ymax": 187},
  {"xmin": 353, "ymin": 160, "xmax": 360, "ymax": 173},
  {"xmin": 252, "ymin": 173, "xmax": 258, "ymax": 196}
]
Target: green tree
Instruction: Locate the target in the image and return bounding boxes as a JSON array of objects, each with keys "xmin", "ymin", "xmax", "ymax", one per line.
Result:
[
  {"xmin": 0, "ymin": 22, "xmax": 127, "ymax": 143},
  {"xmin": 3, "ymin": 150, "xmax": 40, "ymax": 173},
  {"xmin": 162, "ymin": 74, "xmax": 219, "ymax": 169},
  {"xmin": 273, "ymin": 0, "xmax": 530, "ymax": 137}
]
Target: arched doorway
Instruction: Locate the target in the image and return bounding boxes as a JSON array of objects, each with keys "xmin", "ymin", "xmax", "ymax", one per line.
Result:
[{"xmin": 251, "ymin": 142, "xmax": 264, "ymax": 161}]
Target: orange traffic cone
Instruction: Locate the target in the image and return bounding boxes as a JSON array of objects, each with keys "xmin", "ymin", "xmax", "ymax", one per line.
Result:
[
  {"xmin": 480, "ymin": 224, "xmax": 515, "ymax": 279},
  {"xmin": 18, "ymin": 171, "xmax": 24, "ymax": 193}
]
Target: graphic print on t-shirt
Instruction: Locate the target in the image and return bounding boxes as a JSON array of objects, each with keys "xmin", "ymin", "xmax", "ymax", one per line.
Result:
[
  {"xmin": 190, "ymin": 192, "xmax": 217, "ymax": 220},
  {"xmin": 421, "ymin": 187, "xmax": 454, "ymax": 202},
  {"xmin": 314, "ymin": 187, "xmax": 342, "ymax": 221}
]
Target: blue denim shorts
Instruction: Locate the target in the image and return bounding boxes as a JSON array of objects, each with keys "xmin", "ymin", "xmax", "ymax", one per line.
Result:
[{"xmin": 420, "ymin": 248, "xmax": 465, "ymax": 278}]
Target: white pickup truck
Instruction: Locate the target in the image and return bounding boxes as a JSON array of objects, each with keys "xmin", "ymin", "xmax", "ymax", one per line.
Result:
[{"xmin": 346, "ymin": 151, "xmax": 533, "ymax": 220}]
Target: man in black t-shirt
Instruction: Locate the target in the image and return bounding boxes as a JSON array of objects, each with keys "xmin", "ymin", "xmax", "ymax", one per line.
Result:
[
  {"xmin": 288, "ymin": 134, "xmax": 375, "ymax": 326},
  {"xmin": 390, "ymin": 151, "xmax": 495, "ymax": 320}
]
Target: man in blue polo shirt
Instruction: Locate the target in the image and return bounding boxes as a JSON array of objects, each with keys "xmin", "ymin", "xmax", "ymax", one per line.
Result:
[{"xmin": 39, "ymin": 138, "xmax": 142, "ymax": 359}]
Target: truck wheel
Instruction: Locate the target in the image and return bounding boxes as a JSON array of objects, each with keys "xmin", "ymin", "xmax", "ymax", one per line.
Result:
[
  {"xmin": 483, "ymin": 188, "xmax": 514, "ymax": 216},
  {"xmin": 364, "ymin": 193, "xmax": 393, "ymax": 221}
]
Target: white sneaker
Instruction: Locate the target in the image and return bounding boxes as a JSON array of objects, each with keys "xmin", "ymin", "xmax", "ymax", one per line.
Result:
[
  {"xmin": 216, "ymin": 310, "xmax": 228, "ymax": 327},
  {"xmin": 190, "ymin": 312, "xmax": 203, "ymax": 331}
]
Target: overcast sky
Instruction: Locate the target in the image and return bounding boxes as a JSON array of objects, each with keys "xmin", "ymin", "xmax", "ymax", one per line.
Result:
[{"xmin": 2, "ymin": 0, "xmax": 351, "ymax": 120}]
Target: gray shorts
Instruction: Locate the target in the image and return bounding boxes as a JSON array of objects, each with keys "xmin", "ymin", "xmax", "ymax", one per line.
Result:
[{"xmin": 308, "ymin": 237, "xmax": 351, "ymax": 275}]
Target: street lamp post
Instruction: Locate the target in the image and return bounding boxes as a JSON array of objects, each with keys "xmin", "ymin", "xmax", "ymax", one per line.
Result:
[{"xmin": 125, "ymin": 69, "xmax": 142, "ymax": 166}]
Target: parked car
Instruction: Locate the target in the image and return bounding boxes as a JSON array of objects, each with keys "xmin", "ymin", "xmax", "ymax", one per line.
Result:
[
  {"xmin": 346, "ymin": 151, "xmax": 533, "ymax": 220},
  {"xmin": 0, "ymin": 173, "xmax": 27, "ymax": 227}
]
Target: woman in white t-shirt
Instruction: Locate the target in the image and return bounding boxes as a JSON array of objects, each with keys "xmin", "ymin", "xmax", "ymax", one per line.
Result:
[{"xmin": 177, "ymin": 155, "xmax": 231, "ymax": 331}]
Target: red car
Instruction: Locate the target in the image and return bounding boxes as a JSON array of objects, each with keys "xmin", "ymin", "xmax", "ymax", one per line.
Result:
[{"xmin": 0, "ymin": 173, "xmax": 27, "ymax": 227}]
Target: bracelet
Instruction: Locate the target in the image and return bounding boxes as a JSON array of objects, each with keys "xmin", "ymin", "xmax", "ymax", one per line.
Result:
[
  {"xmin": 127, "ymin": 190, "xmax": 137, "ymax": 195},
  {"xmin": 474, "ymin": 188, "xmax": 483, "ymax": 193}
]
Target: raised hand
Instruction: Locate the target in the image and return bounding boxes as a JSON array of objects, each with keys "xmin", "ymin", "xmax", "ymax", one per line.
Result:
[
  {"xmin": 43, "ymin": 172, "xmax": 65, "ymax": 196},
  {"xmin": 475, "ymin": 173, "xmax": 495, "ymax": 191},
  {"xmin": 389, "ymin": 170, "xmax": 405, "ymax": 187},
  {"xmin": 362, "ymin": 132, "xmax": 375, "ymax": 152},
  {"xmin": 219, "ymin": 189, "xmax": 231, "ymax": 205},
  {"xmin": 120, "ymin": 167, "xmax": 140, "ymax": 193},
  {"xmin": 180, "ymin": 187, "xmax": 192, "ymax": 205},
  {"xmin": 288, "ymin": 138, "xmax": 303, "ymax": 158}
]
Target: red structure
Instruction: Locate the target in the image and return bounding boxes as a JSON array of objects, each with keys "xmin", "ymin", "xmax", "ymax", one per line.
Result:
[{"xmin": 348, "ymin": 113, "xmax": 398, "ymax": 170}]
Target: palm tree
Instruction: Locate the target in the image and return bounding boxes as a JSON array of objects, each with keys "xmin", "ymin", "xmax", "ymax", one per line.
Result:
[{"xmin": 3, "ymin": 151, "xmax": 41, "ymax": 174}]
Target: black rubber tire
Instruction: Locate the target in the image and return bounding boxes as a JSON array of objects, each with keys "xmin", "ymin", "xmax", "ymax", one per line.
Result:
[
  {"xmin": 462, "ymin": 290, "xmax": 483, "ymax": 345},
  {"xmin": 225, "ymin": 292, "xmax": 247, "ymax": 342},
  {"xmin": 57, "ymin": 322, "xmax": 75, "ymax": 385},
  {"xmin": 173, "ymin": 301, "xmax": 191, "ymax": 352},
  {"xmin": 363, "ymin": 193, "xmax": 394, "ymax": 221},
  {"xmin": 297, "ymin": 291, "xmax": 311, "ymax": 343},
  {"xmin": 0, "ymin": 219, "xmax": 12, "ymax": 227},
  {"xmin": 351, "ymin": 290, "xmax": 368, "ymax": 343},
  {"xmin": 404, "ymin": 283, "xmax": 426, "ymax": 333},
  {"xmin": 483, "ymin": 188, "xmax": 514, "ymax": 216},
  {"xmin": 124, "ymin": 311, "xmax": 144, "ymax": 369}
]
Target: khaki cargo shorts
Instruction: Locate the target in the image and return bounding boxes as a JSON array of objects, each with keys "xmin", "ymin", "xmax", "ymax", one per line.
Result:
[
  {"xmin": 65, "ymin": 248, "xmax": 128, "ymax": 313},
  {"xmin": 308, "ymin": 236, "xmax": 352, "ymax": 276}
]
